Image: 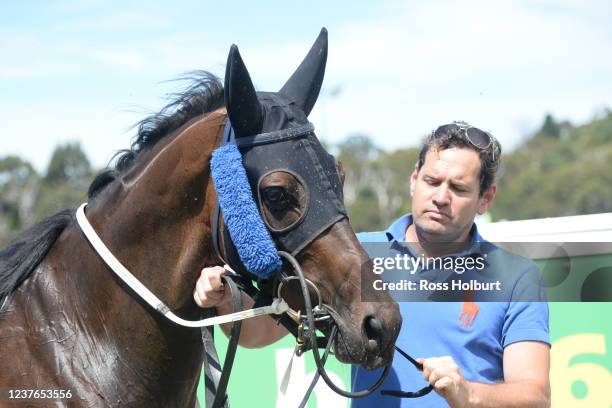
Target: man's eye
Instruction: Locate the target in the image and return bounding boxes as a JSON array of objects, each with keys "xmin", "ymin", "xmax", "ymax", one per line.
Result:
[{"xmin": 263, "ymin": 187, "xmax": 288, "ymax": 207}]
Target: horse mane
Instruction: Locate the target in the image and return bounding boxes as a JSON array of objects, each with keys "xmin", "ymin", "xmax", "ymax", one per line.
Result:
[
  {"xmin": 0, "ymin": 71, "xmax": 225, "ymax": 304},
  {"xmin": 88, "ymin": 70, "xmax": 225, "ymax": 198},
  {"xmin": 0, "ymin": 209, "xmax": 74, "ymax": 304}
]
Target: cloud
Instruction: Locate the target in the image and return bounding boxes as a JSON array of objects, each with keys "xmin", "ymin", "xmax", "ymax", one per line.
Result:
[
  {"xmin": 306, "ymin": 0, "xmax": 612, "ymax": 151},
  {"xmin": 1, "ymin": 0, "xmax": 611, "ymax": 173},
  {"xmin": 1, "ymin": 102, "xmax": 144, "ymax": 173}
]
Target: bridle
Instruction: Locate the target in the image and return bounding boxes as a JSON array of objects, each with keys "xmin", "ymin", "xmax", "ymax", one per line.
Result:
[
  {"xmin": 210, "ymin": 118, "xmax": 433, "ymax": 405},
  {"xmin": 208, "ymin": 118, "xmax": 394, "ymax": 404},
  {"xmin": 277, "ymin": 251, "xmax": 391, "ymax": 401}
]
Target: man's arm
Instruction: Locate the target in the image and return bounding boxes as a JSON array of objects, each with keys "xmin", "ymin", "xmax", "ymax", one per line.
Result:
[
  {"xmin": 421, "ymin": 341, "xmax": 550, "ymax": 408},
  {"xmin": 193, "ymin": 266, "xmax": 288, "ymax": 349}
]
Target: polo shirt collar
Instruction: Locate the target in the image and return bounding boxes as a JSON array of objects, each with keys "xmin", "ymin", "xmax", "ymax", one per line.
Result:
[{"xmin": 384, "ymin": 213, "xmax": 487, "ymax": 257}]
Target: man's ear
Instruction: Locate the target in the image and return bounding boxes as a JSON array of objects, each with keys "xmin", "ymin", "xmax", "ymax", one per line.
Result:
[
  {"xmin": 477, "ymin": 184, "xmax": 497, "ymax": 214},
  {"xmin": 409, "ymin": 167, "xmax": 418, "ymax": 197}
]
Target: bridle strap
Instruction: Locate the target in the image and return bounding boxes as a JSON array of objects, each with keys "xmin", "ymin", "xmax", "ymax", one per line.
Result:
[
  {"xmin": 211, "ymin": 276, "xmax": 243, "ymax": 408},
  {"xmin": 212, "ymin": 120, "xmax": 235, "ymax": 266},
  {"xmin": 234, "ymin": 122, "xmax": 314, "ymax": 147},
  {"xmin": 298, "ymin": 325, "xmax": 337, "ymax": 408},
  {"xmin": 380, "ymin": 345, "xmax": 434, "ymax": 398},
  {"xmin": 212, "ymin": 200, "xmax": 224, "ymax": 264},
  {"xmin": 75, "ymin": 203, "xmax": 288, "ymax": 327},
  {"xmin": 277, "ymin": 251, "xmax": 391, "ymax": 399}
]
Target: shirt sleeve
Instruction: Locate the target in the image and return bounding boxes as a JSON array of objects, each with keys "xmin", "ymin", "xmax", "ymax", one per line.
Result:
[{"xmin": 501, "ymin": 264, "xmax": 551, "ymax": 347}]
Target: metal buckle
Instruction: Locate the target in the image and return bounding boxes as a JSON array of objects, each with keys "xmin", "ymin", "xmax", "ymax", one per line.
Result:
[
  {"xmin": 295, "ymin": 310, "xmax": 307, "ymax": 356},
  {"xmin": 277, "ymin": 275, "xmax": 332, "ymax": 324}
]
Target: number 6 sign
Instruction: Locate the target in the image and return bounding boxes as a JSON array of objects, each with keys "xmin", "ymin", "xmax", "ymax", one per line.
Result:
[{"xmin": 551, "ymin": 333, "xmax": 612, "ymax": 407}]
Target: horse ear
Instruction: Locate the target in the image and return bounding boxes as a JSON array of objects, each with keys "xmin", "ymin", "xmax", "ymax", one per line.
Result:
[
  {"xmin": 279, "ymin": 27, "xmax": 328, "ymax": 117},
  {"xmin": 224, "ymin": 45, "xmax": 264, "ymax": 137}
]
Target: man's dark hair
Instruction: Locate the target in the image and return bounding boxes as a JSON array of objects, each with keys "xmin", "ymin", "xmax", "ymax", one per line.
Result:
[{"xmin": 416, "ymin": 122, "xmax": 502, "ymax": 196}]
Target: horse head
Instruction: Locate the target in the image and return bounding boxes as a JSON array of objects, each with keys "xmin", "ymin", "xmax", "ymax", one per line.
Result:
[{"xmin": 220, "ymin": 28, "xmax": 402, "ymax": 369}]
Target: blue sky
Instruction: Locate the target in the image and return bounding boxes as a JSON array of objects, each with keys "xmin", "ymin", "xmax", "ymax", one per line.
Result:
[{"xmin": 2, "ymin": 0, "xmax": 611, "ymax": 172}]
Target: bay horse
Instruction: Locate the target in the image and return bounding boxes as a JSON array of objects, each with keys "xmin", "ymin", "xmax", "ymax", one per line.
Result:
[{"xmin": 0, "ymin": 29, "xmax": 401, "ymax": 407}]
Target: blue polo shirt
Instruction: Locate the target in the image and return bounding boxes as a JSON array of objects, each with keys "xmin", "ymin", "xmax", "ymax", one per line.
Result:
[{"xmin": 351, "ymin": 214, "xmax": 550, "ymax": 407}]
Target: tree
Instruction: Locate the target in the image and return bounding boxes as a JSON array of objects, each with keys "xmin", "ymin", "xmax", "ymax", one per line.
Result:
[
  {"xmin": 493, "ymin": 111, "xmax": 612, "ymax": 220},
  {"xmin": 35, "ymin": 143, "xmax": 92, "ymax": 221},
  {"xmin": 0, "ymin": 144, "xmax": 95, "ymax": 246},
  {"xmin": 347, "ymin": 187, "xmax": 382, "ymax": 233},
  {"xmin": 337, "ymin": 134, "xmax": 380, "ymax": 163},
  {"xmin": 44, "ymin": 143, "xmax": 92, "ymax": 188},
  {"xmin": 538, "ymin": 114, "xmax": 561, "ymax": 139},
  {"xmin": 0, "ymin": 156, "xmax": 39, "ymax": 245},
  {"xmin": 374, "ymin": 148, "xmax": 418, "ymax": 227},
  {"xmin": 337, "ymin": 134, "xmax": 382, "ymax": 204}
]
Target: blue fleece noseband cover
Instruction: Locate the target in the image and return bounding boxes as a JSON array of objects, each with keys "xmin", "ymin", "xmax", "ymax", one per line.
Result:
[{"xmin": 211, "ymin": 142, "xmax": 282, "ymax": 278}]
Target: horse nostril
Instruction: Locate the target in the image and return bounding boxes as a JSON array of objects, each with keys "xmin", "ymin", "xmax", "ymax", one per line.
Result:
[{"xmin": 363, "ymin": 315, "xmax": 384, "ymax": 351}]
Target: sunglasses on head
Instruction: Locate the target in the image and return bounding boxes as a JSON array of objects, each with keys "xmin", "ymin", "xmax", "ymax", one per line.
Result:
[{"xmin": 433, "ymin": 122, "xmax": 496, "ymax": 159}]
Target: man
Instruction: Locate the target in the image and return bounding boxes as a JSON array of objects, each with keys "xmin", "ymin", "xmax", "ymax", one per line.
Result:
[
  {"xmin": 193, "ymin": 121, "xmax": 550, "ymax": 407},
  {"xmin": 351, "ymin": 122, "xmax": 550, "ymax": 407}
]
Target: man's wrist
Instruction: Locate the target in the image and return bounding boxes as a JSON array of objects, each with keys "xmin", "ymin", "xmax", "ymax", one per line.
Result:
[{"xmin": 464, "ymin": 380, "xmax": 481, "ymax": 408}]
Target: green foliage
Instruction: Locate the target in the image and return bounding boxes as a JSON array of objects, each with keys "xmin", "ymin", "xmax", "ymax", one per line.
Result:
[
  {"xmin": 339, "ymin": 134, "xmax": 418, "ymax": 232},
  {"xmin": 44, "ymin": 143, "xmax": 92, "ymax": 188},
  {"xmin": 493, "ymin": 111, "xmax": 612, "ymax": 220},
  {"xmin": 0, "ymin": 143, "xmax": 93, "ymax": 247},
  {"xmin": 0, "ymin": 156, "xmax": 39, "ymax": 244},
  {"xmin": 348, "ymin": 188, "xmax": 382, "ymax": 232},
  {"xmin": 1, "ymin": 111, "xmax": 611, "ymax": 243},
  {"xmin": 338, "ymin": 134, "xmax": 381, "ymax": 163},
  {"xmin": 33, "ymin": 183, "xmax": 88, "ymax": 222},
  {"xmin": 0, "ymin": 156, "xmax": 37, "ymax": 186},
  {"xmin": 538, "ymin": 113, "xmax": 561, "ymax": 139},
  {"xmin": 339, "ymin": 111, "xmax": 612, "ymax": 230}
]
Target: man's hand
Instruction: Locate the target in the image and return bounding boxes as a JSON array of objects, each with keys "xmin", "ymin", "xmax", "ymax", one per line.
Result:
[
  {"xmin": 419, "ymin": 342, "xmax": 550, "ymax": 408},
  {"xmin": 193, "ymin": 266, "xmax": 232, "ymax": 308},
  {"xmin": 192, "ymin": 265, "xmax": 289, "ymax": 348},
  {"xmin": 420, "ymin": 356, "xmax": 471, "ymax": 408}
]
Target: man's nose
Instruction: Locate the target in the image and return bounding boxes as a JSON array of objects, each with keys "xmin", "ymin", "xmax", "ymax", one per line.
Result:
[{"xmin": 432, "ymin": 185, "xmax": 450, "ymax": 206}]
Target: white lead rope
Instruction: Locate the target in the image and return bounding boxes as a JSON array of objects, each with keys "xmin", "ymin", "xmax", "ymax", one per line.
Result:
[{"xmin": 75, "ymin": 203, "xmax": 288, "ymax": 328}]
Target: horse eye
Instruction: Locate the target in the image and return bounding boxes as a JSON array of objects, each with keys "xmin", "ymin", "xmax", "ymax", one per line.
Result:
[{"xmin": 263, "ymin": 186, "xmax": 288, "ymax": 207}]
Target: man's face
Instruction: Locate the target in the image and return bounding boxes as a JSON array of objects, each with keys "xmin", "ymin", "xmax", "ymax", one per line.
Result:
[{"xmin": 410, "ymin": 147, "xmax": 495, "ymax": 242}]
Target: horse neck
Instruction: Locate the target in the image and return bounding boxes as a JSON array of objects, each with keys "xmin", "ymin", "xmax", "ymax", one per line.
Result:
[
  {"xmin": 89, "ymin": 110, "xmax": 227, "ymax": 311},
  {"xmin": 0, "ymin": 110, "xmax": 228, "ymax": 404}
]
